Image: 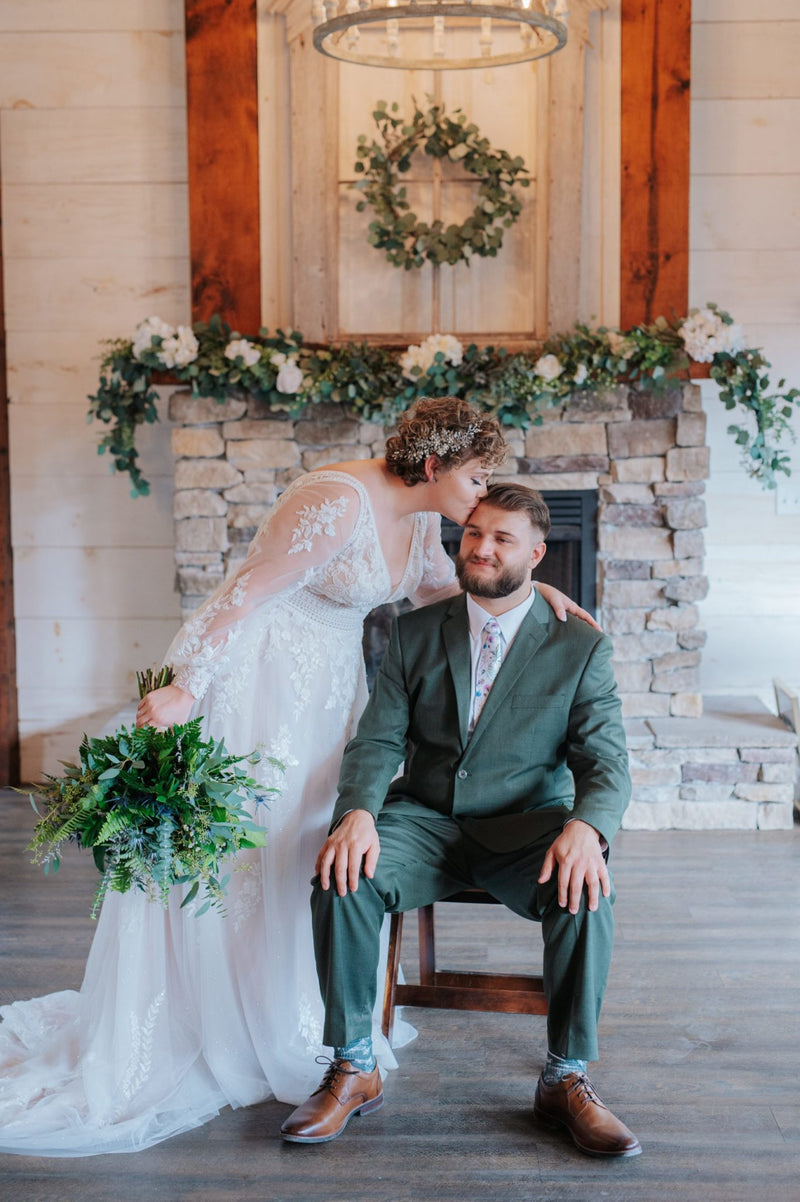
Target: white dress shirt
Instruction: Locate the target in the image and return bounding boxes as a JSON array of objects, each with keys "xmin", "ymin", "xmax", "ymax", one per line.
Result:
[{"xmin": 466, "ymin": 587, "xmax": 536, "ymax": 731}]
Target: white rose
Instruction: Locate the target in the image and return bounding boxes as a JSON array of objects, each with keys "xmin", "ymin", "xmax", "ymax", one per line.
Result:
[
  {"xmin": 158, "ymin": 325, "xmax": 199, "ymax": 369},
  {"xmin": 270, "ymin": 351, "xmax": 287, "ymax": 368},
  {"xmin": 276, "ymin": 358, "xmax": 304, "ymax": 394},
  {"xmin": 606, "ymin": 330, "xmax": 635, "ymax": 361},
  {"xmin": 534, "ymin": 353, "xmax": 564, "ymax": 383},
  {"xmin": 400, "ymin": 343, "xmax": 431, "ymax": 379},
  {"xmin": 132, "ymin": 316, "xmax": 174, "ymax": 361},
  {"xmin": 224, "ymin": 338, "xmax": 261, "ymax": 368},
  {"xmin": 573, "ymin": 363, "xmax": 588, "ymax": 386}
]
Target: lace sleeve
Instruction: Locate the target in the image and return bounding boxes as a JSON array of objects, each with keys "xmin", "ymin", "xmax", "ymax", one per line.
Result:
[
  {"xmin": 407, "ymin": 511, "xmax": 460, "ymax": 608},
  {"xmin": 164, "ymin": 477, "xmax": 361, "ymax": 699}
]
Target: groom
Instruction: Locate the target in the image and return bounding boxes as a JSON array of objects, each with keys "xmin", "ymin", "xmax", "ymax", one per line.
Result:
[{"xmin": 282, "ymin": 482, "xmax": 640, "ymax": 1157}]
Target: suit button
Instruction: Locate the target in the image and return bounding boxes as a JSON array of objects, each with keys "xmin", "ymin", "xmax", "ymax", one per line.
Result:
[{"xmin": 457, "ymin": 769, "xmax": 468, "ymax": 779}]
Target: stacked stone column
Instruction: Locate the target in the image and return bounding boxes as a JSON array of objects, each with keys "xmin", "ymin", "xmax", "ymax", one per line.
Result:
[
  {"xmin": 169, "ymin": 395, "xmax": 386, "ymax": 618},
  {"xmin": 513, "ymin": 382, "xmax": 709, "ymax": 720}
]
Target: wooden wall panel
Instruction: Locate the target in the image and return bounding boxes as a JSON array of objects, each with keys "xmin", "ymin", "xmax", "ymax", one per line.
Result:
[
  {"xmin": 692, "ymin": 21, "xmax": 800, "ymax": 99},
  {"xmin": 691, "ymin": 99, "xmax": 800, "ymax": 176},
  {"xmin": 4, "ymin": 257, "xmax": 190, "ymax": 335},
  {"xmin": 1, "ymin": 108, "xmax": 188, "ymax": 185},
  {"xmin": 15, "ymin": 548, "xmax": 178, "ymax": 618},
  {"xmin": 3, "ymin": 184, "xmax": 189, "ymax": 260},
  {"xmin": 620, "ymin": 0, "xmax": 691, "ymax": 328},
  {"xmin": 691, "ymin": 250, "xmax": 800, "ymax": 324},
  {"xmin": 185, "ymin": 0, "xmax": 261, "ymax": 331},
  {"xmin": 692, "ymin": 177, "xmax": 800, "ymax": 251},
  {"xmin": 0, "ymin": 32, "xmax": 185, "ymax": 109},
  {"xmin": 694, "ymin": 0, "xmax": 800, "ymax": 17},
  {"xmin": 0, "ymin": 1, "xmax": 184, "ymax": 32}
]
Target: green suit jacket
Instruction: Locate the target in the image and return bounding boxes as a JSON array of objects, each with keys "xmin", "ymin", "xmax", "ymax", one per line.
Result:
[{"xmin": 333, "ymin": 590, "xmax": 631, "ymax": 849}]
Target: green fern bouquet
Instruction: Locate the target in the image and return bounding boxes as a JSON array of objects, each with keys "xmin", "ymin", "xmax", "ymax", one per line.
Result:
[{"xmin": 28, "ymin": 670, "xmax": 277, "ymax": 917}]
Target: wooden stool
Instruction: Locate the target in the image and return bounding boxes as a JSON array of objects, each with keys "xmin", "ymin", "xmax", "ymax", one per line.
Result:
[{"xmin": 381, "ymin": 887, "xmax": 547, "ymax": 1041}]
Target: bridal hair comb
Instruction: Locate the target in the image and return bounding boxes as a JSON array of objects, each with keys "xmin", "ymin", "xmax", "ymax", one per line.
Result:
[{"xmin": 401, "ymin": 421, "xmax": 481, "ymax": 463}]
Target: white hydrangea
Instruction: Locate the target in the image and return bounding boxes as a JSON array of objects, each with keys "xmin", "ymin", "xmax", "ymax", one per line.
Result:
[
  {"xmin": 158, "ymin": 325, "xmax": 199, "ymax": 369},
  {"xmin": 534, "ymin": 353, "xmax": 564, "ymax": 383},
  {"xmin": 224, "ymin": 338, "xmax": 261, "ymax": 368},
  {"xmin": 276, "ymin": 357, "xmax": 304, "ymax": 394},
  {"xmin": 399, "ymin": 344, "xmax": 428, "ymax": 379},
  {"xmin": 678, "ymin": 308, "xmax": 744, "ymax": 363},
  {"xmin": 132, "ymin": 316, "xmax": 174, "ymax": 361},
  {"xmin": 573, "ymin": 363, "xmax": 589, "ymax": 386},
  {"xmin": 399, "ymin": 333, "xmax": 464, "ymax": 379}
]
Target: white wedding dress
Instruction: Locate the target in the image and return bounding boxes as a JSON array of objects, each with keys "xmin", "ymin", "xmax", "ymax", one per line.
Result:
[{"xmin": 0, "ymin": 470, "xmax": 458, "ymax": 1156}]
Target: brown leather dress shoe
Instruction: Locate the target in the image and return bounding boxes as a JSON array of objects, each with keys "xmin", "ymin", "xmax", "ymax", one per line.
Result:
[
  {"xmin": 534, "ymin": 1072, "xmax": 641, "ymax": 1158},
  {"xmin": 280, "ymin": 1060, "xmax": 383, "ymax": 1144}
]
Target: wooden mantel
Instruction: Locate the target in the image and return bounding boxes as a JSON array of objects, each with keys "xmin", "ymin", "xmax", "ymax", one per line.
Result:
[{"xmin": 183, "ymin": 0, "xmax": 691, "ymax": 335}]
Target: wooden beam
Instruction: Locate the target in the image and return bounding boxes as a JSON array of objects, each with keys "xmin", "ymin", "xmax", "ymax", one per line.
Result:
[
  {"xmin": 185, "ymin": 0, "xmax": 261, "ymax": 332},
  {"xmin": 0, "ymin": 168, "xmax": 20, "ymax": 785},
  {"xmin": 620, "ymin": 0, "xmax": 691, "ymax": 328}
]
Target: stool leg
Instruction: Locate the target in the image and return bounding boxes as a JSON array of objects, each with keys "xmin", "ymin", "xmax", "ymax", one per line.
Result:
[
  {"xmin": 381, "ymin": 912, "xmax": 403, "ymax": 1041},
  {"xmin": 418, "ymin": 904, "xmax": 436, "ymax": 986}
]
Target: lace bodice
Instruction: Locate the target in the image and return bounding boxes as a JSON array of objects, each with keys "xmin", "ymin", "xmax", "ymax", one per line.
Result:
[{"xmin": 166, "ymin": 470, "xmax": 458, "ymax": 700}]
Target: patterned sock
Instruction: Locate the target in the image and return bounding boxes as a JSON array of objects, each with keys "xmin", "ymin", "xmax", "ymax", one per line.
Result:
[
  {"xmin": 542, "ymin": 1050, "xmax": 587, "ymax": 1084},
  {"xmin": 334, "ymin": 1036, "xmax": 376, "ymax": 1073}
]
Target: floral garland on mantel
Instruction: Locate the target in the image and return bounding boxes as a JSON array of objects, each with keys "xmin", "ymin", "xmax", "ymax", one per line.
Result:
[{"xmin": 88, "ymin": 305, "xmax": 798, "ymax": 498}]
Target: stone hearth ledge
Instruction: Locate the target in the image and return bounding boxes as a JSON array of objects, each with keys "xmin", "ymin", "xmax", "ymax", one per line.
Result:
[{"xmin": 623, "ymin": 696, "xmax": 798, "ymax": 831}]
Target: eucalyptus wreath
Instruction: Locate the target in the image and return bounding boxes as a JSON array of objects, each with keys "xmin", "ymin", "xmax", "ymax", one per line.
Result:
[{"xmin": 353, "ymin": 99, "xmax": 530, "ymax": 270}]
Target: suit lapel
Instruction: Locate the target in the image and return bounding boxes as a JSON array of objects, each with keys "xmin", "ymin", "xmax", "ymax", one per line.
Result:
[
  {"xmin": 441, "ymin": 596, "xmax": 472, "ymax": 748},
  {"xmin": 464, "ymin": 594, "xmax": 550, "ymax": 754}
]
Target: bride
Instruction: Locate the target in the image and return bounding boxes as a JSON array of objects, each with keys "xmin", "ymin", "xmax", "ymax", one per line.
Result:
[{"xmin": 0, "ymin": 397, "xmax": 593, "ymax": 1156}]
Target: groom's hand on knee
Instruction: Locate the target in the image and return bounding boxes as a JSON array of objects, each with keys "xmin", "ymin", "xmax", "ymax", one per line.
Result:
[
  {"xmin": 315, "ymin": 810, "xmax": 381, "ymax": 897},
  {"xmin": 538, "ymin": 820, "xmax": 610, "ymax": 915}
]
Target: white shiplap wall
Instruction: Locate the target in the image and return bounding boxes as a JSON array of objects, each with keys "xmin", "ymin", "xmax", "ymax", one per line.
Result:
[
  {"xmin": 691, "ymin": 1, "xmax": 800, "ymax": 703},
  {"xmin": 1, "ymin": 0, "xmax": 186, "ymax": 778}
]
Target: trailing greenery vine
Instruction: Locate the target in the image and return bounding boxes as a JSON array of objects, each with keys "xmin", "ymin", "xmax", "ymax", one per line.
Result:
[
  {"xmin": 87, "ymin": 307, "xmax": 798, "ymax": 498},
  {"xmin": 353, "ymin": 99, "xmax": 530, "ymax": 269}
]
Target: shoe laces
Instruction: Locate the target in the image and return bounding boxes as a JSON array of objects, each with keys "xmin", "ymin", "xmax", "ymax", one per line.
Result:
[
  {"xmin": 565, "ymin": 1072, "xmax": 605, "ymax": 1110},
  {"xmin": 313, "ymin": 1054, "xmax": 360, "ymax": 1096}
]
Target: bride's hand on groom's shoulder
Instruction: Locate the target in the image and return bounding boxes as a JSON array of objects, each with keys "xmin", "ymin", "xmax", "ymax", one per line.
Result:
[
  {"xmin": 316, "ymin": 810, "xmax": 380, "ymax": 898},
  {"xmin": 135, "ymin": 683, "xmax": 195, "ymax": 730}
]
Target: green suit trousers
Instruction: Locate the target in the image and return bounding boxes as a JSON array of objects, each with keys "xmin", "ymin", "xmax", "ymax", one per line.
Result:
[{"xmin": 311, "ymin": 803, "xmax": 615, "ymax": 1062}]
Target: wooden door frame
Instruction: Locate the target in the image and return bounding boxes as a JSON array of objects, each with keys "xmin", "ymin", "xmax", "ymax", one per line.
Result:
[{"xmin": 183, "ymin": 0, "xmax": 691, "ymax": 333}]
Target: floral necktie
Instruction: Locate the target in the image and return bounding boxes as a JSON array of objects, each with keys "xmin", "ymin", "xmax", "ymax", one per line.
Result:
[{"xmin": 470, "ymin": 617, "xmax": 504, "ymax": 733}]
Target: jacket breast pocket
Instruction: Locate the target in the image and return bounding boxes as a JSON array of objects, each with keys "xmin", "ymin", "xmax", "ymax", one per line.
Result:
[{"xmin": 510, "ymin": 693, "xmax": 569, "ymax": 710}]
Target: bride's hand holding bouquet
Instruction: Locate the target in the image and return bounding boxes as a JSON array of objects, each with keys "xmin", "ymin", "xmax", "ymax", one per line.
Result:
[{"xmin": 27, "ymin": 666, "xmax": 279, "ymax": 918}]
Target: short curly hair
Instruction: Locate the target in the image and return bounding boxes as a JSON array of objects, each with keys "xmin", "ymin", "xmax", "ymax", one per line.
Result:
[{"xmin": 385, "ymin": 396, "xmax": 506, "ymax": 486}]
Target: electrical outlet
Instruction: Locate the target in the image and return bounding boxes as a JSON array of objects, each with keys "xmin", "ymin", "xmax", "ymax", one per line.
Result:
[{"xmin": 776, "ymin": 486, "xmax": 800, "ymax": 515}]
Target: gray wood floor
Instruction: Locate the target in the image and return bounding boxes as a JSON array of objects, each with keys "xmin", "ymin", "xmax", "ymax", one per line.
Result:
[{"xmin": 1, "ymin": 786, "xmax": 799, "ymax": 1202}]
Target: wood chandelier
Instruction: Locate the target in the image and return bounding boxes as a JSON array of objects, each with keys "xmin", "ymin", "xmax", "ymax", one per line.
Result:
[{"xmin": 311, "ymin": 0, "xmax": 569, "ymax": 70}]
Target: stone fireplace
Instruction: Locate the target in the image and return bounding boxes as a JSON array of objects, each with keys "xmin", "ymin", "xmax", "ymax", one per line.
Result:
[{"xmin": 168, "ymin": 383, "xmax": 797, "ymax": 831}]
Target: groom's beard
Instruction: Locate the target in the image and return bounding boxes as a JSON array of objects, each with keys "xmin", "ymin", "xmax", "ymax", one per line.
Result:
[{"xmin": 455, "ymin": 553, "xmax": 531, "ymax": 599}]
